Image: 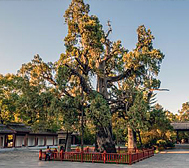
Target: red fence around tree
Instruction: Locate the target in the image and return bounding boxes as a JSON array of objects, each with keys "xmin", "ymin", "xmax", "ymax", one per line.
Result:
[{"xmin": 39, "ymin": 148, "xmax": 154, "ymax": 165}]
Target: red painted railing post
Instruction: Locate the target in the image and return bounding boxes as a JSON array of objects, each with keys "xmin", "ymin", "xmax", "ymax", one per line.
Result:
[
  {"xmin": 92, "ymin": 153, "xmax": 94, "ymax": 163},
  {"xmin": 137, "ymin": 152, "xmax": 139, "ymax": 162},
  {"xmin": 39, "ymin": 149, "xmax": 42, "ymax": 160},
  {"xmin": 103, "ymin": 150, "xmax": 106, "ymax": 164},
  {"xmin": 81, "ymin": 151, "xmax": 83, "ymax": 162},
  {"xmin": 129, "ymin": 153, "xmax": 132, "ymax": 165},
  {"xmin": 142, "ymin": 150, "xmax": 145, "ymax": 159}
]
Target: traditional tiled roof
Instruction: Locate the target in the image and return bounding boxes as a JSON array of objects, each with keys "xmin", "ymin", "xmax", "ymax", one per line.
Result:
[
  {"xmin": 1, "ymin": 123, "xmax": 75, "ymax": 136},
  {"xmin": 171, "ymin": 122, "xmax": 189, "ymax": 130},
  {"xmin": 29, "ymin": 130, "xmax": 57, "ymax": 136},
  {"xmin": 0, "ymin": 124, "xmax": 15, "ymax": 134},
  {"xmin": 7, "ymin": 123, "xmax": 30, "ymax": 133}
]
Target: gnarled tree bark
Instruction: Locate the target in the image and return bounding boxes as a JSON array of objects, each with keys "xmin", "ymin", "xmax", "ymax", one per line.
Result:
[{"xmin": 96, "ymin": 60, "xmax": 116, "ymax": 153}]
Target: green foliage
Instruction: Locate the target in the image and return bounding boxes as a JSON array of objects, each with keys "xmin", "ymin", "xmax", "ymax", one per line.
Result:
[
  {"xmin": 60, "ymin": 96, "xmax": 80, "ymax": 132},
  {"xmin": 178, "ymin": 102, "xmax": 189, "ymax": 121},
  {"xmin": 83, "ymin": 126, "xmax": 95, "ymax": 145},
  {"xmin": 56, "ymin": 66, "xmax": 71, "ymax": 89},
  {"xmin": 86, "ymin": 93, "xmax": 111, "ymax": 128},
  {"xmin": 127, "ymin": 92, "xmax": 149, "ymax": 131},
  {"xmin": 0, "ymin": 74, "xmax": 21, "ymax": 124},
  {"xmin": 141, "ymin": 104, "xmax": 173, "ymax": 148},
  {"xmin": 112, "ymin": 113, "xmax": 128, "ymax": 144},
  {"xmin": 148, "ymin": 104, "xmax": 172, "ymax": 131}
]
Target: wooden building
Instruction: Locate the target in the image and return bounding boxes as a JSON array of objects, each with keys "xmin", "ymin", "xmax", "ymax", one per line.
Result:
[
  {"xmin": 171, "ymin": 122, "xmax": 189, "ymax": 143},
  {"xmin": 28, "ymin": 131, "xmax": 58, "ymax": 146},
  {"xmin": 7, "ymin": 123, "xmax": 30, "ymax": 147},
  {"xmin": 0, "ymin": 123, "xmax": 58, "ymax": 148},
  {"xmin": 0, "ymin": 123, "xmax": 78, "ymax": 148},
  {"xmin": 0, "ymin": 124, "xmax": 15, "ymax": 148}
]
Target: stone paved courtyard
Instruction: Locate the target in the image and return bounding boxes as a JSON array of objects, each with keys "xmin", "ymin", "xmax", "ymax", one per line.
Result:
[{"xmin": 1, "ymin": 145, "xmax": 189, "ymax": 168}]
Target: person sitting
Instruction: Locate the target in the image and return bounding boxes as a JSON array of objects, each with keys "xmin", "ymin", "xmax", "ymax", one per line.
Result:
[{"xmin": 45, "ymin": 146, "xmax": 52, "ymax": 161}]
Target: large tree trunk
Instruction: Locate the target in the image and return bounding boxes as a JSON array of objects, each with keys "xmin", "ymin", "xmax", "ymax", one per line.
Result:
[
  {"xmin": 95, "ymin": 61, "xmax": 116, "ymax": 153},
  {"xmin": 96, "ymin": 124, "xmax": 116, "ymax": 153},
  {"xmin": 128, "ymin": 126, "xmax": 137, "ymax": 153},
  {"xmin": 137, "ymin": 130, "xmax": 143, "ymax": 148}
]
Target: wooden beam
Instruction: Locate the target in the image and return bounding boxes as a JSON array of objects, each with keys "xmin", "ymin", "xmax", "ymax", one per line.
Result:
[
  {"xmin": 4, "ymin": 135, "xmax": 7, "ymax": 147},
  {"xmin": 35, "ymin": 136, "xmax": 38, "ymax": 146},
  {"xmin": 44, "ymin": 136, "xmax": 46, "ymax": 146},
  {"xmin": 13, "ymin": 134, "xmax": 16, "ymax": 147},
  {"xmin": 24, "ymin": 134, "xmax": 28, "ymax": 147}
]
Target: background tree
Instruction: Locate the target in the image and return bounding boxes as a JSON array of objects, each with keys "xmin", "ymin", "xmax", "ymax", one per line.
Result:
[
  {"xmin": 0, "ymin": 74, "xmax": 20, "ymax": 124},
  {"xmin": 141, "ymin": 104, "xmax": 173, "ymax": 148},
  {"xmin": 178, "ymin": 102, "xmax": 189, "ymax": 121}
]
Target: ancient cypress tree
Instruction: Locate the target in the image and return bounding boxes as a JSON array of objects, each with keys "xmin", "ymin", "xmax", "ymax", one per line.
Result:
[{"xmin": 18, "ymin": 0, "xmax": 164, "ymax": 152}]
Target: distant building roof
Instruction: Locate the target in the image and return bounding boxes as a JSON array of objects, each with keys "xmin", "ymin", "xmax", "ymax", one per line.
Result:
[
  {"xmin": 1, "ymin": 123, "xmax": 75, "ymax": 136},
  {"xmin": 29, "ymin": 131, "xmax": 57, "ymax": 136},
  {"xmin": 171, "ymin": 122, "xmax": 189, "ymax": 130},
  {"xmin": 7, "ymin": 123, "xmax": 30, "ymax": 133},
  {"xmin": 0, "ymin": 124, "xmax": 15, "ymax": 134}
]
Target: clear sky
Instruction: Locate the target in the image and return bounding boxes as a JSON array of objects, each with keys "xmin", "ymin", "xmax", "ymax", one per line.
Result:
[{"xmin": 0, "ymin": 0, "xmax": 189, "ymax": 114}]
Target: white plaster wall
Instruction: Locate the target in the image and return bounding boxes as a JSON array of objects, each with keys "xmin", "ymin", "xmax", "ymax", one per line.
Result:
[
  {"xmin": 46, "ymin": 136, "xmax": 53, "ymax": 146},
  {"xmin": 28, "ymin": 136, "xmax": 35, "ymax": 146},
  {"xmin": 15, "ymin": 136, "xmax": 24, "ymax": 147},
  {"xmin": 38, "ymin": 136, "xmax": 44, "ymax": 146},
  {"xmin": 0, "ymin": 135, "xmax": 5, "ymax": 147},
  {"xmin": 55, "ymin": 137, "xmax": 58, "ymax": 145}
]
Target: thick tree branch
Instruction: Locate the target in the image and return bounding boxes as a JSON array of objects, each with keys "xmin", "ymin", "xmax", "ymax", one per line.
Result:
[
  {"xmin": 75, "ymin": 49, "xmax": 90, "ymax": 75},
  {"xmin": 105, "ymin": 20, "xmax": 112, "ymax": 39},
  {"xmin": 65, "ymin": 64, "xmax": 92, "ymax": 94},
  {"xmin": 83, "ymin": 49, "xmax": 91, "ymax": 72},
  {"xmin": 107, "ymin": 68, "xmax": 134, "ymax": 82},
  {"xmin": 102, "ymin": 49, "xmax": 119, "ymax": 63},
  {"xmin": 43, "ymin": 75, "xmax": 73, "ymax": 98},
  {"xmin": 43, "ymin": 75, "xmax": 57, "ymax": 86}
]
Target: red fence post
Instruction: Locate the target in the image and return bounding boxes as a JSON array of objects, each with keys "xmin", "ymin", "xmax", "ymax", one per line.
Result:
[
  {"xmin": 53, "ymin": 148, "xmax": 57, "ymax": 159},
  {"xmin": 81, "ymin": 151, "xmax": 83, "ymax": 162},
  {"xmin": 39, "ymin": 150, "xmax": 42, "ymax": 160},
  {"xmin": 103, "ymin": 151, "xmax": 106, "ymax": 164},
  {"xmin": 137, "ymin": 152, "xmax": 139, "ymax": 162},
  {"xmin": 129, "ymin": 153, "xmax": 132, "ymax": 165},
  {"xmin": 143, "ymin": 150, "xmax": 144, "ymax": 159}
]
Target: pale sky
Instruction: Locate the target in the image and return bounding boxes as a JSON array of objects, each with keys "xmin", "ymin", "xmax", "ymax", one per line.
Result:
[{"xmin": 0, "ymin": 0, "xmax": 189, "ymax": 114}]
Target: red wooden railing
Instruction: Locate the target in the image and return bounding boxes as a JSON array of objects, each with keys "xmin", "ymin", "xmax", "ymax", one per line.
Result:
[{"xmin": 39, "ymin": 148, "xmax": 154, "ymax": 165}]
